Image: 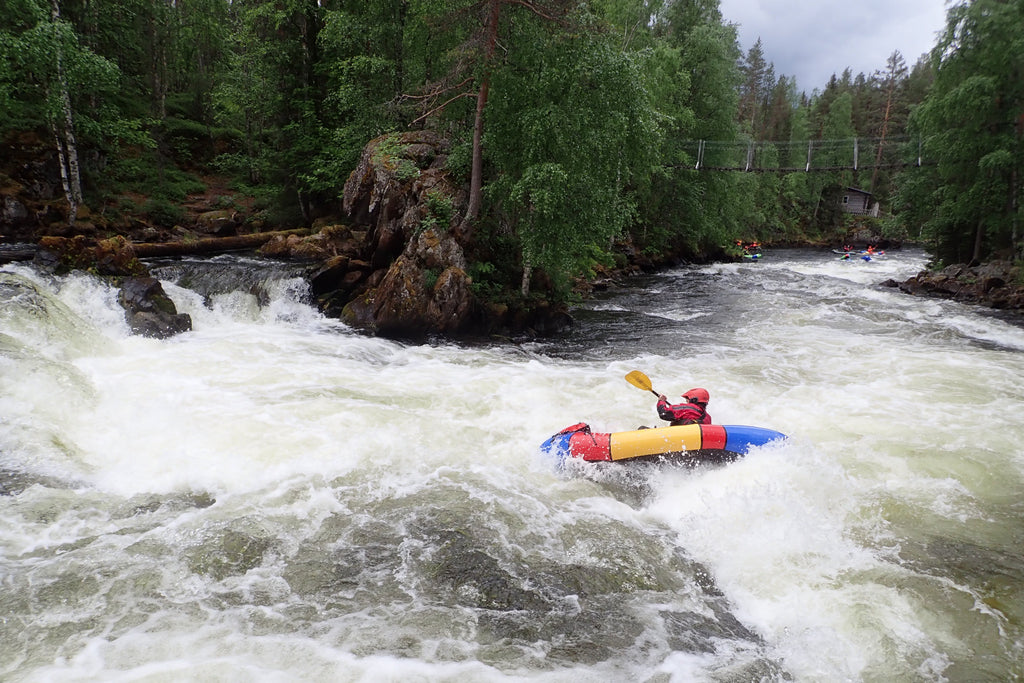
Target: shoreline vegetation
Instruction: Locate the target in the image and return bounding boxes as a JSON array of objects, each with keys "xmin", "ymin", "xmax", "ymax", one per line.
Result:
[
  {"xmin": 1, "ymin": 127, "xmax": 1022, "ymax": 341},
  {"xmin": 5, "ymin": 210, "xmax": 1022, "ymax": 343},
  {"xmin": 2, "ymin": 1, "xmax": 1021, "ymax": 337}
]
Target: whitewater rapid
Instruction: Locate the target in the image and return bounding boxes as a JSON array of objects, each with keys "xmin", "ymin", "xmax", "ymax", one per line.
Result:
[{"xmin": 1, "ymin": 249, "xmax": 1022, "ymax": 681}]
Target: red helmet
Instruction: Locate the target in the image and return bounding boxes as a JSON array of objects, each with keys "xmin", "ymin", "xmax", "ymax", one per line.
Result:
[{"xmin": 682, "ymin": 388, "xmax": 709, "ymax": 405}]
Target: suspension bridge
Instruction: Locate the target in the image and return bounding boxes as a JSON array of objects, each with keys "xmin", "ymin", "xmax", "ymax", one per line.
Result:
[{"xmin": 679, "ymin": 135, "xmax": 925, "ymax": 172}]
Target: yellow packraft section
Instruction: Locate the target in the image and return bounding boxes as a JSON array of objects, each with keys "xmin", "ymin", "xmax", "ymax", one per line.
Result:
[{"xmin": 608, "ymin": 424, "xmax": 703, "ymax": 461}]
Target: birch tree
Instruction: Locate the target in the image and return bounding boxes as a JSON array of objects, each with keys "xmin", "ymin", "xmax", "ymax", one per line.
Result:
[
  {"xmin": 409, "ymin": 0, "xmax": 576, "ymax": 240},
  {"xmin": 486, "ymin": 22, "xmax": 659, "ymax": 294},
  {"xmin": 0, "ymin": 0, "xmax": 121, "ymax": 225},
  {"xmin": 48, "ymin": 0, "xmax": 82, "ymax": 222}
]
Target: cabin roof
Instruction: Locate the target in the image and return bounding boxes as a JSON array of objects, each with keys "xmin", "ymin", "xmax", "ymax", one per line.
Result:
[{"xmin": 845, "ymin": 187, "xmax": 873, "ymax": 196}]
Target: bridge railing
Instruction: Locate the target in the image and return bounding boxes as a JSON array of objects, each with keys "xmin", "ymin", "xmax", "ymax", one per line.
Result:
[{"xmin": 680, "ymin": 136, "xmax": 923, "ymax": 172}]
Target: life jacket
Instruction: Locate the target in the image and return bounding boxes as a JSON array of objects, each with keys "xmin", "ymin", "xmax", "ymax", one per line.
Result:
[{"xmin": 657, "ymin": 398, "xmax": 711, "ymax": 426}]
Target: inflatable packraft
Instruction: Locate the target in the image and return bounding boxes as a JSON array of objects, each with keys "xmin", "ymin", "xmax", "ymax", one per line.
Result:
[{"xmin": 541, "ymin": 422, "xmax": 786, "ymax": 463}]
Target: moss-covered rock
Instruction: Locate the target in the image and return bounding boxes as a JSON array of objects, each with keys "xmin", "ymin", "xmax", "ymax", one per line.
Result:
[
  {"xmin": 118, "ymin": 277, "xmax": 193, "ymax": 338},
  {"xmin": 890, "ymin": 260, "xmax": 1024, "ymax": 312}
]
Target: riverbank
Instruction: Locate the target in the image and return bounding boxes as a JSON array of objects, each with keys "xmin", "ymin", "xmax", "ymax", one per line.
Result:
[
  {"xmin": 3, "ymin": 130, "xmax": 1021, "ymax": 333},
  {"xmin": 884, "ymin": 259, "xmax": 1024, "ymax": 315}
]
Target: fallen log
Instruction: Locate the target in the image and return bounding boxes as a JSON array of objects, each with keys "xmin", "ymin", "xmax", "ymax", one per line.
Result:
[
  {"xmin": 130, "ymin": 229, "xmax": 310, "ymax": 258},
  {"xmin": 0, "ymin": 244, "xmax": 39, "ymax": 264}
]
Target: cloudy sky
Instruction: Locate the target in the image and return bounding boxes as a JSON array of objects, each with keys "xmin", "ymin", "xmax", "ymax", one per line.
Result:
[{"xmin": 717, "ymin": 0, "xmax": 950, "ymax": 91}]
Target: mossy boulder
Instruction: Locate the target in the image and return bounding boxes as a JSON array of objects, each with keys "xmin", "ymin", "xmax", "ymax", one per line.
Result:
[{"xmin": 118, "ymin": 277, "xmax": 193, "ymax": 338}]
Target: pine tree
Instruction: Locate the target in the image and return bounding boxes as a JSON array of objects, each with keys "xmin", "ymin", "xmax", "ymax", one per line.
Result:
[
  {"xmin": 900, "ymin": 0, "xmax": 1024, "ymax": 264},
  {"xmin": 869, "ymin": 51, "xmax": 908, "ymax": 194}
]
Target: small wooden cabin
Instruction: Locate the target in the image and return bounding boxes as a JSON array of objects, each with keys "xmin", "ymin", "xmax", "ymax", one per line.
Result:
[{"xmin": 842, "ymin": 187, "xmax": 878, "ymax": 216}]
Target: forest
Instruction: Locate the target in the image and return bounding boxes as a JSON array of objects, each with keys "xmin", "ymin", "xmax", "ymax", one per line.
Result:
[{"xmin": 1, "ymin": 0, "xmax": 1021, "ymax": 306}]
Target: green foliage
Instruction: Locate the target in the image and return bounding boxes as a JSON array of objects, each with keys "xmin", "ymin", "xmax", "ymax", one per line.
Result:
[
  {"xmin": 636, "ymin": 14, "xmax": 748, "ymax": 253},
  {"xmin": 161, "ymin": 117, "xmax": 221, "ymax": 166},
  {"xmin": 484, "ymin": 11, "xmax": 660, "ymax": 294},
  {"xmin": 304, "ymin": 2, "xmax": 417, "ymax": 203},
  {"xmin": 0, "ymin": 0, "xmax": 47, "ymax": 35},
  {"xmin": 0, "ymin": 7, "xmax": 141, "ymax": 147},
  {"xmin": 372, "ymin": 134, "xmax": 420, "ymax": 181},
  {"xmin": 444, "ymin": 139, "xmax": 473, "ymax": 185},
  {"xmin": 579, "ymin": 242, "xmax": 617, "ymax": 278},
  {"xmin": 893, "ymin": 0, "xmax": 1024, "ymax": 264},
  {"xmin": 422, "ymin": 268, "xmax": 440, "ymax": 291},
  {"xmin": 143, "ymin": 198, "xmax": 186, "ymax": 228},
  {"xmin": 109, "ymin": 155, "xmax": 206, "ymax": 201},
  {"xmin": 2, "ymin": 0, "xmax": 1000, "ymax": 309},
  {"xmin": 878, "ymin": 214, "xmax": 910, "ymax": 242},
  {"xmin": 467, "ymin": 261, "xmax": 501, "ymax": 299},
  {"xmin": 425, "ymin": 190, "xmax": 453, "ymax": 225}
]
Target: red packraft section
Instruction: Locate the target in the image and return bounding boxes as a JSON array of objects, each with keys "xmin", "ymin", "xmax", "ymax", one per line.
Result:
[
  {"xmin": 700, "ymin": 424, "xmax": 728, "ymax": 450},
  {"xmin": 569, "ymin": 431, "xmax": 612, "ymax": 461}
]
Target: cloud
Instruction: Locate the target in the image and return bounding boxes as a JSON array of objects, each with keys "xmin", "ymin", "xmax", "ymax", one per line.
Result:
[{"xmin": 719, "ymin": 0, "xmax": 949, "ymax": 90}]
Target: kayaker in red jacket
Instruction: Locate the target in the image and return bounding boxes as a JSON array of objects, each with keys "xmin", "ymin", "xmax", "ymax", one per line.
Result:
[{"xmin": 656, "ymin": 388, "xmax": 712, "ymax": 426}]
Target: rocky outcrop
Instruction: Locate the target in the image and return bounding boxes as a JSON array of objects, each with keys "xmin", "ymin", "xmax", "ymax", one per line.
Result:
[
  {"xmin": 340, "ymin": 228, "xmax": 473, "ymax": 338},
  {"xmin": 309, "ymin": 129, "xmax": 577, "ymax": 339},
  {"xmin": 118, "ymin": 277, "xmax": 193, "ymax": 339},
  {"xmin": 330, "ymin": 130, "xmax": 477, "ymax": 338},
  {"xmin": 252, "ymin": 131, "xmax": 479, "ymax": 338},
  {"xmin": 887, "ymin": 260, "xmax": 1024, "ymax": 311},
  {"xmin": 0, "ymin": 135, "xmax": 65, "ymax": 241}
]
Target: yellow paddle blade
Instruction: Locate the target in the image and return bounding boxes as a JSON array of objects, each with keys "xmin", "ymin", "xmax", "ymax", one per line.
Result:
[{"xmin": 624, "ymin": 370, "xmax": 653, "ymax": 392}]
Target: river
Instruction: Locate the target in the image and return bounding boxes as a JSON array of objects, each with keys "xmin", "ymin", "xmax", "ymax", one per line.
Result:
[{"xmin": 1, "ymin": 248, "xmax": 1022, "ymax": 682}]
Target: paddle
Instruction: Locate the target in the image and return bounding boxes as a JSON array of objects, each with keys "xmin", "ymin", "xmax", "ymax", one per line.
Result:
[{"xmin": 625, "ymin": 370, "xmax": 661, "ymax": 398}]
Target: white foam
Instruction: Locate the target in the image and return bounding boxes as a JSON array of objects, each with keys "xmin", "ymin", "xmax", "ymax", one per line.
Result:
[{"xmin": 3, "ymin": 250, "xmax": 1022, "ymax": 681}]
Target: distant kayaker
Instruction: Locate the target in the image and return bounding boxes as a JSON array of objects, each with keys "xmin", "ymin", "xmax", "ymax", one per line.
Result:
[{"xmin": 656, "ymin": 388, "xmax": 712, "ymax": 426}]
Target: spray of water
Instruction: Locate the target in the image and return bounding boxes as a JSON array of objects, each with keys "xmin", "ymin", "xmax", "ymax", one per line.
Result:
[{"xmin": 2, "ymin": 249, "xmax": 1022, "ymax": 681}]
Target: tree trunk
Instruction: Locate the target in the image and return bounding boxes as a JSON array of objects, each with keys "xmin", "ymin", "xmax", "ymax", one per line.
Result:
[
  {"xmin": 971, "ymin": 220, "xmax": 984, "ymax": 266},
  {"xmin": 51, "ymin": 120, "xmax": 76, "ymax": 227},
  {"xmin": 871, "ymin": 52, "xmax": 906, "ymax": 194},
  {"xmin": 457, "ymin": 0, "xmax": 502, "ymax": 240},
  {"xmin": 461, "ymin": 79, "xmax": 490, "ymax": 237},
  {"xmin": 870, "ymin": 86, "xmax": 894, "ymax": 193},
  {"xmin": 50, "ymin": 0, "xmax": 83, "ymax": 226},
  {"xmin": 1012, "ymin": 166, "xmax": 1020, "ymax": 258},
  {"xmin": 520, "ymin": 260, "xmax": 532, "ymax": 297},
  {"xmin": 298, "ymin": 191, "xmax": 311, "ymax": 226},
  {"xmin": 1014, "ymin": 113, "xmax": 1023, "ymax": 257},
  {"xmin": 151, "ymin": 8, "xmax": 167, "ymax": 121},
  {"xmin": 129, "ymin": 229, "xmax": 310, "ymax": 258}
]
